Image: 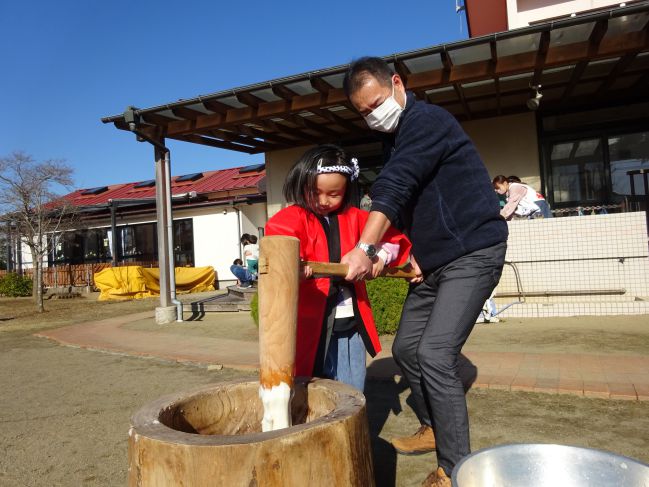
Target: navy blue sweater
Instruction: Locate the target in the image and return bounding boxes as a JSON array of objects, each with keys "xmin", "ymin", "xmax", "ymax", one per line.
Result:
[{"xmin": 371, "ymin": 92, "xmax": 508, "ymax": 272}]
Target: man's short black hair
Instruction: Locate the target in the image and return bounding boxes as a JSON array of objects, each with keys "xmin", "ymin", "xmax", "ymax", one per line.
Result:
[{"xmin": 343, "ymin": 56, "xmax": 395, "ymax": 98}]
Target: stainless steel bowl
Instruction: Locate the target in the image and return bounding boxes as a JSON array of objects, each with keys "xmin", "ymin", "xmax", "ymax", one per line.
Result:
[{"xmin": 452, "ymin": 443, "xmax": 649, "ymax": 487}]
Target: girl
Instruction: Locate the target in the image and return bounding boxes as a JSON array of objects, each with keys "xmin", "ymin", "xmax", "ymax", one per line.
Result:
[
  {"xmin": 265, "ymin": 144, "xmax": 411, "ymax": 391},
  {"xmin": 493, "ymin": 175, "xmax": 548, "ymax": 220}
]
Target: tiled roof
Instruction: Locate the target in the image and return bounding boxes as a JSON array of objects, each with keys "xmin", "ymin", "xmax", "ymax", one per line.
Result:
[{"xmin": 61, "ymin": 164, "xmax": 265, "ymax": 208}]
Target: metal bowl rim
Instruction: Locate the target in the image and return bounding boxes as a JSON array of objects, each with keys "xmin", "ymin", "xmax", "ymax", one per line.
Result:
[{"xmin": 451, "ymin": 443, "xmax": 649, "ymax": 484}]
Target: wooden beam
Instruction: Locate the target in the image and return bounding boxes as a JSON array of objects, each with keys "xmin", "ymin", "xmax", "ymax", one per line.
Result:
[
  {"xmin": 172, "ymin": 134, "xmax": 261, "ymax": 154},
  {"xmin": 453, "ymin": 84, "xmax": 472, "ymax": 119},
  {"xmin": 309, "ymin": 107, "xmax": 367, "ymax": 135},
  {"xmin": 562, "ymin": 20, "xmax": 609, "ymax": 101},
  {"xmin": 207, "ymin": 128, "xmax": 285, "ymax": 152},
  {"xmin": 260, "ymin": 119, "xmax": 322, "ymax": 144},
  {"xmin": 171, "ymin": 106, "xmax": 205, "ymax": 120},
  {"xmin": 236, "ymin": 91, "xmax": 265, "ymax": 108},
  {"xmin": 271, "ymin": 84, "xmax": 298, "ymax": 100},
  {"xmin": 141, "ymin": 112, "xmax": 176, "ymax": 126},
  {"xmin": 288, "ymin": 114, "xmax": 343, "ymax": 138},
  {"xmin": 237, "ymin": 124, "xmax": 299, "ymax": 146},
  {"xmin": 201, "ymin": 99, "xmax": 232, "ymax": 114},
  {"xmin": 310, "ymin": 77, "xmax": 333, "ymax": 94},
  {"xmin": 596, "ymin": 52, "xmax": 638, "ymax": 96},
  {"xmin": 531, "ymin": 31, "xmax": 551, "ymax": 86}
]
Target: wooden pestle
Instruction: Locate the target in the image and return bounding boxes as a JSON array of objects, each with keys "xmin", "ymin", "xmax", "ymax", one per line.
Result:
[
  {"xmin": 303, "ymin": 260, "xmax": 417, "ymax": 279},
  {"xmin": 258, "ymin": 236, "xmax": 300, "ymax": 432}
]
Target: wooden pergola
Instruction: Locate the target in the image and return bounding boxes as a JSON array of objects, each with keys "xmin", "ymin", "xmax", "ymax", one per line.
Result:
[
  {"xmin": 102, "ymin": 2, "xmax": 649, "ymax": 322},
  {"xmin": 103, "ymin": 3, "xmax": 649, "ymax": 155}
]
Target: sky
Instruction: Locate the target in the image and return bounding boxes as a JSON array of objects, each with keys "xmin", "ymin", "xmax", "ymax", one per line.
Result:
[{"xmin": 0, "ymin": 1, "xmax": 468, "ymax": 191}]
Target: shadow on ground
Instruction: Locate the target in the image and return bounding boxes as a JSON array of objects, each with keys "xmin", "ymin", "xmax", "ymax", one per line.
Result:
[{"xmin": 365, "ymin": 354, "xmax": 477, "ymax": 486}]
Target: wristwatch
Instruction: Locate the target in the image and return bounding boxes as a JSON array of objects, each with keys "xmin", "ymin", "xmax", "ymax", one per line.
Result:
[{"xmin": 356, "ymin": 242, "xmax": 377, "ymax": 259}]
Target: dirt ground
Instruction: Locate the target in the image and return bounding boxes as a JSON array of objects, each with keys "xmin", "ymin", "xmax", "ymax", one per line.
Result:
[{"xmin": 1, "ymin": 295, "xmax": 648, "ymax": 486}]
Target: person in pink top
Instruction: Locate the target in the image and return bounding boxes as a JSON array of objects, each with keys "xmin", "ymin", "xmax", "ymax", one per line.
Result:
[{"xmin": 493, "ymin": 175, "xmax": 552, "ymax": 220}]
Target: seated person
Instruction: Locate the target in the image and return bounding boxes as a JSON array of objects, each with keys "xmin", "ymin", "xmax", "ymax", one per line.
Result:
[{"xmin": 230, "ymin": 258, "xmax": 254, "ymax": 288}]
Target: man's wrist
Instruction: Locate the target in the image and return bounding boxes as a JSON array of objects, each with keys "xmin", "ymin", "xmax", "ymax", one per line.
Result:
[{"xmin": 356, "ymin": 242, "xmax": 377, "ymax": 259}]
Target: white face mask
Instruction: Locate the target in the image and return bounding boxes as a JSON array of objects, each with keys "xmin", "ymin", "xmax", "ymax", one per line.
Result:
[{"xmin": 363, "ymin": 82, "xmax": 405, "ymax": 133}]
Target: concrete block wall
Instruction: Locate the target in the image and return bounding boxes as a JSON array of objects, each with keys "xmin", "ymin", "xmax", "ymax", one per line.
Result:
[{"xmin": 494, "ymin": 212, "xmax": 649, "ymax": 317}]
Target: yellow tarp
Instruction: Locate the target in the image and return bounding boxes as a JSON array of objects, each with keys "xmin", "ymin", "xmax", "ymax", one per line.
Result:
[{"xmin": 94, "ymin": 266, "xmax": 216, "ymax": 301}]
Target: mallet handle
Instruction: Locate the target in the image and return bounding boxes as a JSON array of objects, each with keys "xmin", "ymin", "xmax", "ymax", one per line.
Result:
[{"xmin": 303, "ymin": 261, "xmax": 417, "ymax": 279}]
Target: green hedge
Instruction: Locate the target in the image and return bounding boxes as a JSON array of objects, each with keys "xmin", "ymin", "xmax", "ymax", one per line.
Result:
[
  {"xmin": 0, "ymin": 273, "xmax": 33, "ymax": 297},
  {"xmin": 249, "ymin": 278, "xmax": 408, "ymax": 335},
  {"xmin": 366, "ymin": 278, "xmax": 409, "ymax": 335},
  {"xmin": 250, "ymin": 292, "xmax": 259, "ymax": 327}
]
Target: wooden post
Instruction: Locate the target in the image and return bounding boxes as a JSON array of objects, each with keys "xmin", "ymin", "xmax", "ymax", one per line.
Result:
[{"xmin": 257, "ymin": 235, "xmax": 300, "ymax": 432}]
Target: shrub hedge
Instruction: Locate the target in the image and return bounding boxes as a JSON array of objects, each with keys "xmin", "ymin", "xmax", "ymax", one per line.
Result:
[
  {"xmin": 250, "ymin": 292, "xmax": 259, "ymax": 327},
  {"xmin": 249, "ymin": 277, "xmax": 408, "ymax": 335},
  {"xmin": 0, "ymin": 273, "xmax": 33, "ymax": 297}
]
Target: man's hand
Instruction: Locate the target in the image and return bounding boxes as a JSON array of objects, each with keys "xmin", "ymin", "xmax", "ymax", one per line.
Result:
[
  {"xmin": 341, "ymin": 247, "xmax": 373, "ymax": 281},
  {"xmin": 408, "ymin": 254, "xmax": 424, "ymax": 284}
]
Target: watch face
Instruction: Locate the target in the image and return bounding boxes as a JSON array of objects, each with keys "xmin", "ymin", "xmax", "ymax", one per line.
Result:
[{"xmin": 365, "ymin": 245, "xmax": 377, "ymax": 258}]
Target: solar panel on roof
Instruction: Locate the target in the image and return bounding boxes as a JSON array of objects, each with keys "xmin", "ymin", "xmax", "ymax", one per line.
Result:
[
  {"xmin": 239, "ymin": 163, "xmax": 265, "ymax": 174},
  {"xmin": 176, "ymin": 172, "xmax": 203, "ymax": 182},
  {"xmin": 80, "ymin": 186, "xmax": 108, "ymax": 195},
  {"xmin": 134, "ymin": 179, "xmax": 155, "ymax": 188}
]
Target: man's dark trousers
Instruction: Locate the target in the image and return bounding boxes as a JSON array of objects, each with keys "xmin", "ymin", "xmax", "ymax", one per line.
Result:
[{"xmin": 392, "ymin": 241, "xmax": 506, "ymax": 474}]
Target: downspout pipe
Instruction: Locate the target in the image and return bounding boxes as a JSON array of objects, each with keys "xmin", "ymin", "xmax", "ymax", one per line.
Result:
[
  {"xmin": 124, "ymin": 108, "xmax": 182, "ymax": 322},
  {"xmin": 163, "ymin": 150, "xmax": 183, "ymax": 322}
]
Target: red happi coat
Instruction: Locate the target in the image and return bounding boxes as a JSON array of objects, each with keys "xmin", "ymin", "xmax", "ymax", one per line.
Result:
[{"xmin": 265, "ymin": 205, "xmax": 412, "ymax": 377}]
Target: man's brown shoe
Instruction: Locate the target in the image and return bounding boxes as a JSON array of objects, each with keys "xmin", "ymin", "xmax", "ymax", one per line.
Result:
[
  {"xmin": 421, "ymin": 467, "xmax": 451, "ymax": 487},
  {"xmin": 390, "ymin": 425, "xmax": 436, "ymax": 455}
]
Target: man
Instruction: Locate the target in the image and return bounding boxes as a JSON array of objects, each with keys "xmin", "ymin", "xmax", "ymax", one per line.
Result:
[{"xmin": 340, "ymin": 57, "xmax": 508, "ymax": 486}]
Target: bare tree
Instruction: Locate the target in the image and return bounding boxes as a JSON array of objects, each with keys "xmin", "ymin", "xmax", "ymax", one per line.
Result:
[{"xmin": 0, "ymin": 152, "xmax": 75, "ymax": 312}]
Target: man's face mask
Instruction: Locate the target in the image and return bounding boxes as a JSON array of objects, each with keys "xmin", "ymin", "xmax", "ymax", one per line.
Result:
[{"xmin": 363, "ymin": 82, "xmax": 404, "ymax": 133}]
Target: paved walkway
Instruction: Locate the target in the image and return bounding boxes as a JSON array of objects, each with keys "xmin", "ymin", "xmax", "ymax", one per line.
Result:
[{"xmin": 36, "ymin": 312, "xmax": 649, "ymax": 401}]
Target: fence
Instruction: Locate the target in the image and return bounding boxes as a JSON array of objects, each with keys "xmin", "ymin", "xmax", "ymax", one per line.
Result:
[{"xmin": 0, "ymin": 261, "xmax": 159, "ymax": 289}]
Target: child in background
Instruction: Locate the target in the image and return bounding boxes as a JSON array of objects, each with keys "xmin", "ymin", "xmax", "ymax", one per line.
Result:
[
  {"xmin": 265, "ymin": 144, "xmax": 411, "ymax": 391},
  {"xmin": 242, "ymin": 234, "xmax": 260, "ymax": 275}
]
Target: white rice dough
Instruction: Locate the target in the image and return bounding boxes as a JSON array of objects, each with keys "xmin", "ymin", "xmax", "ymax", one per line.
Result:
[{"xmin": 259, "ymin": 382, "xmax": 292, "ymax": 432}]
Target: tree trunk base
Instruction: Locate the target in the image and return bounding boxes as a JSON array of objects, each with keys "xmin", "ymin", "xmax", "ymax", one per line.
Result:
[{"xmin": 128, "ymin": 378, "xmax": 375, "ymax": 487}]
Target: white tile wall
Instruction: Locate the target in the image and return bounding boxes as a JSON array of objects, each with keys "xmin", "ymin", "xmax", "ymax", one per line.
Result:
[{"xmin": 494, "ymin": 212, "xmax": 649, "ymax": 317}]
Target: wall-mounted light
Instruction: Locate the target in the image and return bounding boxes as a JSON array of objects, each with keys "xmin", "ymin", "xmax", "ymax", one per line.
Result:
[{"xmin": 527, "ymin": 85, "xmax": 543, "ymax": 111}]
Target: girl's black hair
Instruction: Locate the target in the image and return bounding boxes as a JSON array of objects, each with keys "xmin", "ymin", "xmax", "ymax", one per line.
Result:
[{"xmin": 283, "ymin": 144, "xmax": 358, "ymax": 213}]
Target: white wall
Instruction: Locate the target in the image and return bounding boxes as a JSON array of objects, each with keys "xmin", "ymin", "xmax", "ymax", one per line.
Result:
[
  {"xmin": 191, "ymin": 208, "xmax": 241, "ymax": 283},
  {"xmin": 462, "ymin": 112, "xmax": 542, "ymax": 190},
  {"xmin": 496, "ymin": 212, "xmax": 649, "ymax": 315},
  {"xmin": 507, "ymin": 0, "xmax": 625, "ymax": 28},
  {"xmin": 265, "ymin": 145, "xmax": 313, "ymax": 217},
  {"xmin": 240, "ymin": 202, "xmax": 267, "ymax": 237}
]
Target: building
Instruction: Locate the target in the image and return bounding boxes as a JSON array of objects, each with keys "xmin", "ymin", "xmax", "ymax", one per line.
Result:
[
  {"xmin": 101, "ymin": 1, "xmax": 649, "ymax": 316},
  {"xmin": 7, "ymin": 164, "xmax": 267, "ymax": 287}
]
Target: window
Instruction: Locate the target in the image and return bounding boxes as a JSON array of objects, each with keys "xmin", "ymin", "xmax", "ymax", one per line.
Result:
[
  {"xmin": 543, "ymin": 128, "xmax": 649, "ymax": 212},
  {"xmin": 609, "ymin": 131, "xmax": 649, "ymax": 197},
  {"xmin": 118, "ymin": 223, "xmax": 157, "ymax": 263},
  {"xmin": 548, "ymin": 138, "xmax": 606, "ymax": 206},
  {"xmin": 173, "ymin": 219, "xmax": 194, "ymax": 267},
  {"xmin": 49, "ymin": 228, "xmax": 111, "ymax": 265}
]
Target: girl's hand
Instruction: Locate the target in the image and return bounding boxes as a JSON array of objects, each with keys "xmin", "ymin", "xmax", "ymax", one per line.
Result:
[
  {"xmin": 370, "ymin": 256, "xmax": 385, "ymax": 279},
  {"xmin": 408, "ymin": 254, "xmax": 424, "ymax": 284},
  {"xmin": 301, "ymin": 264, "xmax": 313, "ymax": 280}
]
